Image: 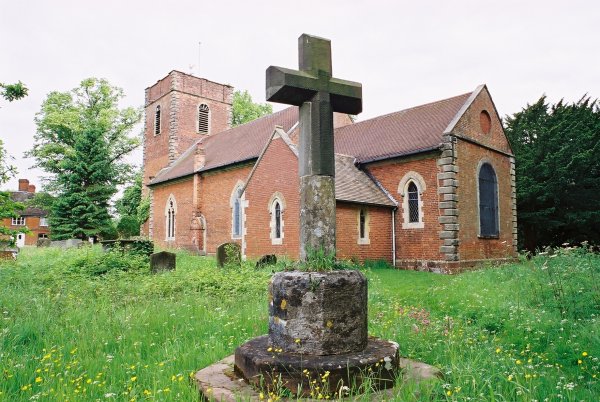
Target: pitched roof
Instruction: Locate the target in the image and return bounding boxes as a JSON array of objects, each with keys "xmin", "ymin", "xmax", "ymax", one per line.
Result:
[
  {"xmin": 150, "ymin": 88, "xmax": 475, "ymax": 185},
  {"xmin": 150, "ymin": 107, "xmax": 299, "ymax": 185},
  {"xmin": 334, "ymin": 92, "xmax": 472, "ymax": 163},
  {"xmin": 334, "ymin": 154, "xmax": 396, "ymax": 207},
  {"xmin": 9, "ymin": 192, "xmax": 47, "ymax": 217}
]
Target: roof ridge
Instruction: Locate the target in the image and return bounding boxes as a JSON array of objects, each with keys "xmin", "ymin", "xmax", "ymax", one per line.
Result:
[
  {"xmin": 205, "ymin": 106, "xmax": 296, "ymax": 142},
  {"xmin": 339, "ymin": 91, "xmax": 472, "ymax": 131}
]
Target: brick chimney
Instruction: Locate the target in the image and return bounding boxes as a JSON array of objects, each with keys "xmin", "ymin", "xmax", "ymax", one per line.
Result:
[
  {"xmin": 28, "ymin": 184, "xmax": 36, "ymax": 193},
  {"xmin": 18, "ymin": 179, "xmax": 29, "ymax": 192},
  {"xmin": 194, "ymin": 143, "xmax": 206, "ymax": 171}
]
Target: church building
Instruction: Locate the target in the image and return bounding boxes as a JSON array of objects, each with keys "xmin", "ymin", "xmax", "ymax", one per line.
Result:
[{"xmin": 142, "ymin": 70, "xmax": 517, "ymax": 272}]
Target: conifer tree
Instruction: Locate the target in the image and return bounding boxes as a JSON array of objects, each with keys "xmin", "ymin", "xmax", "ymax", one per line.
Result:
[
  {"xmin": 505, "ymin": 95, "xmax": 600, "ymax": 250},
  {"xmin": 29, "ymin": 78, "xmax": 141, "ymax": 240}
]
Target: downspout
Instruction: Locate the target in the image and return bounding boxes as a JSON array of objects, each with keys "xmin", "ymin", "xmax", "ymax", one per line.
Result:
[{"xmin": 391, "ymin": 208, "xmax": 396, "ymax": 268}]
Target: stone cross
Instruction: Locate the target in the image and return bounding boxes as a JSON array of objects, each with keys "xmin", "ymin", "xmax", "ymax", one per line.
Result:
[{"xmin": 266, "ymin": 34, "xmax": 362, "ymax": 259}]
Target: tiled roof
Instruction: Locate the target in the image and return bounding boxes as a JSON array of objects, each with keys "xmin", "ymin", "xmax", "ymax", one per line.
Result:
[
  {"xmin": 9, "ymin": 192, "xmax": 47, "ymax": 217},
  {"xmin": 150, "ymin": 107, "xmax": 298, "ymax": 185},
  {"xmin": 335, "ymin": 154, "xmax": 396, "ymax": 207},
  {"xmin": 334, "ymin": 92, "xmax": 472, "ymax": 163},
  {"xmin": 150, "ymin": 90, "xmax": 474, "ymax": 185}
]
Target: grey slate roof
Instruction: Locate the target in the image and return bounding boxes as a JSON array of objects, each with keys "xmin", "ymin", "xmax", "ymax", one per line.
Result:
[{"xmin": 334, "ymin": 154, "xmax": 396, "ymax": 207}]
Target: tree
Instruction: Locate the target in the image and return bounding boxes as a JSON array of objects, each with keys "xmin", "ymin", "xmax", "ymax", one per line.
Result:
[
  {"xmin": 505, "ymin": 95, "xmax": 600, "ymax": 251},
  {"xmin": 0, "ymin": 80, "xmax": 28, "ymax": 247},
  {"xmin": 0, "ymin": 81, "xmax": 28, "ymax": 102},
  {"xmin": 231, "ymin": 90, "xmax": 272, "ymax": 126},
  {"xmin": 28, "ymin": 78, "xmax": 141, "ymax": 240},
  {"xmin": 115, "ymin": 173, "xmax": 143, "ymax": 238}
]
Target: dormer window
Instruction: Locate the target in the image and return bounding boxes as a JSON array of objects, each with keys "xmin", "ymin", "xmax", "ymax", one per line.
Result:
[
  {"xmin": 198, "ymin": 104, "xmax": 210, "ymax": 134},
  {"xmin": 154, "ymin": 105, "xmax": 161, "ymax": 135}
]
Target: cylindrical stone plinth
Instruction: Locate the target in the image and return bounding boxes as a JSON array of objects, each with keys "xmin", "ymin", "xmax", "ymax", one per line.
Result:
[{"xmin": 268, "ymin": 270, "xmax": 367, "ymax": 355}]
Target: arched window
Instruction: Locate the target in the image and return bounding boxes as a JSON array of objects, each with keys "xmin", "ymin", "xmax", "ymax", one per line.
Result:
[
  {"xmin": 154, "ymin": 105, "xmax": 161, "ymax": 135},
  {"xmin": 274, "ymin": 201, "xmax": 281, "ymax": 239},
  {"xmin": 479, "ymin": 163, "xmax": 499, "ymax": 237},
  {"xmin": 398, "ymin": 172, "xmax": 426, "ymax": 229},
  {"xmin": 357, "ymin": 208, "xmax": 370, "ymax": 244},
  {"xmin": 232, "ymin": 185, "xmax": 243, "ymax": 238},
  {"xmin": 198, "ymin": 104, "xmax": 210, "ymax": 134},
  {"xmin": 407, "ymin": 182, "xmax": 419, "ymax": 223},
  {"xmin": 165, "ymin": 196, "xmax": 176, "ymax": 240},
  {"xmin": 269, "ymin": 193, "xmax": 285, "ymax": 245}
]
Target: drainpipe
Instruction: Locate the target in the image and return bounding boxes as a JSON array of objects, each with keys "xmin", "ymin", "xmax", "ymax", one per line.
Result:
[{"xmin": 391, "ymin": 208, "xmax": 396, "ymax": 267}]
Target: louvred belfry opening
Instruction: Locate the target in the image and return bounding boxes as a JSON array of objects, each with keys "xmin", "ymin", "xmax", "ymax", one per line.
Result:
[{"xmin": 198, "ymin": 104, "xmax": 210, "ymax": 134}]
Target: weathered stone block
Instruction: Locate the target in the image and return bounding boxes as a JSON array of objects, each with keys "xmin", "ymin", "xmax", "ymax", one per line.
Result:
[
  {"xmin": 299, "ymin": 175, "xmax": 336, "ymax": 260},
  {"xmin": 440, "ymin": 246, "xmax": 456, "ymax": 254},
  {"xmin": 437, "ymin": 172, "xmax": 456, "ymax": 181},
  {"xmin": 439, "ymin": 201, "xmax": 457, "ymax": 209},
  {"xmin": 269, "ymin": 270, "xmax": 367, "ymax": 355},
  {"xmin": 438, "ymin": 215, "xmax": 458, "ymax": 224},
  {"xmin": 444, "ymin": 208, "xmax": 458, "ymax": 216},
  {"xmin": 439, "ymin": 231, "xmax": 458, "ymax": 239},
  {"xmin": 438, "ymin": 186, "xmax": 456, "ymax": 194},
  {"xmin": 443, "ymin": 193, "xmax": 459, "ymax": 202},
  {"xmin": 437, "ymin": 157, "xmax": 454, "ymax": 166},
  {"xmin": 444, "ymin": 224, "xmax": 460, "ymax": 231},
  {"xmin": 150, "ymin": 251, "xmax": 176, "ymax": 273}
]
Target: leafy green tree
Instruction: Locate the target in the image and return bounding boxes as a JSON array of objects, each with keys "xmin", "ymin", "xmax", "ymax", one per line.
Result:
[
  {"xmin": 231, "ymin": 90, "xmax": 272, "ymax": 126},
  {"xmin": 0, "ymin": 81, "xmax": 28, "ymax": 102},
  {"xmin": 28, "ymin": 78, "xmax": 141, "ymax": 240},
  {"xmin": 505, "ymin": 95, "xmax": 600, "ymax": 251},
  {"xmin": 115, "ymin": 173, "xmax": 143, "ymax": 238},
  {"xmin": 0, "ymin": 80, "xmax": 28, "ymax": 246}
]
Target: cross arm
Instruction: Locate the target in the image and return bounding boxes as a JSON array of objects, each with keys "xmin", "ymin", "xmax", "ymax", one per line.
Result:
[
  {"xmin": 266, "ymin": 66, "xmax": 317, "ymax": 106},
  {"xmin": 329, "ymin": 78, "xmax": 362, "ymax": 115}
]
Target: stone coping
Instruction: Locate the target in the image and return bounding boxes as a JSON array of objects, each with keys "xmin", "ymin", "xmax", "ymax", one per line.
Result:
[{"xmin": 195, "ymin": 354, "xmax": 442, "ymax": 401}]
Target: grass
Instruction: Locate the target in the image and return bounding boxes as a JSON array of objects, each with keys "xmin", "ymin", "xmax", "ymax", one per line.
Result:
[{"xmin": 0, "ymin": 246, "xmax": 598, "ymax": 401}]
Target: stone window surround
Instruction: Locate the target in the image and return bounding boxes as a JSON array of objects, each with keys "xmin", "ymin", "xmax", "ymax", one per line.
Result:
[
  {"xmin": 398, "ymin": 171, "xmax": 426, "ymax": 229},
  {"xmin": 11, "ymin": 216, "xmax": 26, "ymax": 226},
  {"xmin": 165, "ymin": 194, "xmax": 177, "ymax": 241},
  {"xmin": 268, "ymin": 192, "xmax": 286, "ymax": 245},
  {"xmin": 357, "ymin": 207, "xmax": 370, "ymax": 245},
  {"xmin": 197, "ymin": 103, "xmax": 211, "ymax": 135},
  {"xmin": 230, "ymin": 181, "xmax": 244, "ymax": 239},
  {"xmin": 476, "ymin": 158, "xmax": 500, "ymax": 239}
]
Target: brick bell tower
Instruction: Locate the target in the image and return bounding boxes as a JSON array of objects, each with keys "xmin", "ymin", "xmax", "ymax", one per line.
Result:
[{"xmin": 141, "ymin": 71, "xmax": 233, "ymax": 234}]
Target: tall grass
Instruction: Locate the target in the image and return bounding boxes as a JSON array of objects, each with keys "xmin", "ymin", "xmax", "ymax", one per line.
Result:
[{"xmin": 0, "ymin": 246, "xmax": 598, "ymax": 400}]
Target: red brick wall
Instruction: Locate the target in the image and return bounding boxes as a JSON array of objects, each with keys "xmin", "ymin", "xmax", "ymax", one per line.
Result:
[
  {"xmin": 1, "ymin": 217, "xmax": 50, "ymax": 246},
  {"xmin": 151, "ymin": 178, "xmax": 195, "ymax": 249},
  {"xmin": 456, "ymin": 140, "xmax": 515, "ymax": 260},
  {"xmin": 336, "ymin": 203, "xmax": 392, "ymax": 263},
  {"xmin": 199, "ymin": 164, "xmax": 253, "ymax": 254},
  {"xmin": 366, "ymin": 155, "xmax": 445, "ymax": 262},
  {"xmin": 244, "ymin": 138, "xmax": 300, "ymax": 260}
]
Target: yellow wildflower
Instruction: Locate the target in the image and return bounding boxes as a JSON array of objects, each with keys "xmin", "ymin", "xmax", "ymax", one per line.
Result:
[
  {"xmin": 35, "ymin": 377, "xmax": 42, "ymax": 383},
  {"xmin": 582, "ymin": 351, "xmax": 588, "ymax": 357}
]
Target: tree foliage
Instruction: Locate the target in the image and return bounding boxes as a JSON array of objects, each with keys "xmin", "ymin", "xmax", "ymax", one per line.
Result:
[
  {"xmin": 505, "ymin": 95, "xmax": 600, "ymax": 250},
  {"xmin": 28, "ymin": 78, "xmax": 141, "ymax": 240},
  {"xmin": 115, "ymin": 173, "xmax": 143, "ymax": 238},
  {"xmin": 0, "ymin": 81, "xmax": 28, "ymax": 102},
  {"xmin": 231, "ymin": 90, "xmax": 272, "ymax": 127}
]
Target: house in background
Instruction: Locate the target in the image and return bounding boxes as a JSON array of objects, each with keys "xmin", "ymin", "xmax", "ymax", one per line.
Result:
[
  {"xmin": 2, "ymin": 179, "xmax": 50, "ymax": 247},
  {"xmin": 142, "ymin": 71, "xmax": 517, "ymax": 273}
]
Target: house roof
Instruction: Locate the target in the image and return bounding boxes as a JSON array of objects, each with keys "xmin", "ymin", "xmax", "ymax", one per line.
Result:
[
  {"xmin": 334, "ymin": 92, "xmax": 472, "ymax": 163},
  {"xmin": 9, "ymin": 192, "xmax": 47, "ymax": 217},
  {"xmin": 150, "ymin": 88, "xmax": 475, "ymax": 186}
]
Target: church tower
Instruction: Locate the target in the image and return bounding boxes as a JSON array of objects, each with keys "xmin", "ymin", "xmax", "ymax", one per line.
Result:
[{"xmin": 142, "ymin": 71, "xmax": 233, "ymax": 191}]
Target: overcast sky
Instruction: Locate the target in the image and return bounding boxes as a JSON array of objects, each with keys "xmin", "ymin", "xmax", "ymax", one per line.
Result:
[{"xmin": 1, "ymin": 0, "xmax": 599, "ymax": 191}]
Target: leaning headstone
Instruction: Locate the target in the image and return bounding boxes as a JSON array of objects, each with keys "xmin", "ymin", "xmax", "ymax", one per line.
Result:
[
  {"xmin": 150, "ymin": 251, "xmax": 176, "ymax": 273},
  {"xmin": 255, "ymin": 254, "xmax": 277, "ymax": 268},
  {"xmin": 216, "ymin": 243, "xmax": 241, "ymax": 267}
]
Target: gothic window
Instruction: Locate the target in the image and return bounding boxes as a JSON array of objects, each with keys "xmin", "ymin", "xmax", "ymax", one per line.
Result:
[
  {"xmin": 398, "ymin": 172, "xmax": 426, "ymax": 229},
  {"xmin": 274, "ymin": 202, "xmax": 282, "ymax": 239},
  {"xmin": 269, "ymin": 194, "xmax": 285, "ymax": 245},
  {"xmin": 407, "ymin": 182, "xmax": 419, "ymax": 223},
  {"xmin": 198, "ymin": 104, "xmax": 210, "ymax": 134},
  {"xmin": 479, "ymin": 163, "xmax": 499, "ymax": 237},
  {"xmin": 166, "ymin": 196, "xmax": 176, "ymax": 240},
  {"xmin": 358, "ymin": 208, "xmax": 370, "ymax": 244},
  {"xmin": 231, "ymin": 185, "xmax": 243, "ymax": 238},
  {"xmin": 154, "ymin": 105, "xmax": 161, "ymax": 135},
  {"xmin": 11, "ymin": 217, "xmax": 25, "ymax": 226}
]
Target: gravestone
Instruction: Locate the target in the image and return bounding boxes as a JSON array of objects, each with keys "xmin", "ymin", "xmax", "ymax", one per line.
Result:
[
  {"xmin": 150, "ymin": 251, "xmax": 176, "ymax": 273},
  {"xmin": 255, "ymin": 254, "xmax": 277, "ymax": 268},
  {"xmin": 37, "ymin": 238, "xmax": 51, "ymax": 247},
  {"xmin": 51, "ymin": 238, "xmax": 83, "ymax": 249},
  {"xmin": 216, "ymin": 242, "xmax": 241, "ymax": 267}
]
